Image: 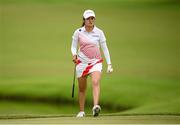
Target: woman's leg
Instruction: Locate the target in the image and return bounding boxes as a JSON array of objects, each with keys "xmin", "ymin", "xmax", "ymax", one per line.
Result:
[
  {"xmin": 78, "ymin": 76, "xmax": 87, "ymax": 111},
  {"xmin": 90, "ymin": 71, "xmax": 101, "ymax": 106}
]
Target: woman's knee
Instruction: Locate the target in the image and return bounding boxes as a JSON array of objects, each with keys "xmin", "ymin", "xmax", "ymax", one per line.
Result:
[
  {"xmin": 78, "ymin": 77, "xmax": 87, "ymax": 92},
  {"xmin": 79, "ymin": 86, "xmax": 86, "ymax": 92},
  {"xmin": 78, "ymin": 82, "xmax": 86, "ymax": 92},
  {"xmin": 91, "ymin": 71, "xmax": 101, "ymax": 86},
  {"xmin": 92, "ymin": 79, "xmax": 99, "ymax": 86}
]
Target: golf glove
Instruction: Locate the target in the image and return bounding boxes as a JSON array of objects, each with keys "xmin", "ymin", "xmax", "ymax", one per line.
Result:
[{"xmin": 107, "ymin": 64, "xmax": 113, "ymax": 73}]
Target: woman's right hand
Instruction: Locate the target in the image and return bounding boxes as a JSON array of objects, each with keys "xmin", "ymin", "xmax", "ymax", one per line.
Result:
[{"xmin": 72, "ymin": 55, "xmax": 77, "ymax": 64}]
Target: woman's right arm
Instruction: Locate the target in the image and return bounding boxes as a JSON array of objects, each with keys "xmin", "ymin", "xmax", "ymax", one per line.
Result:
[{"xmin": 71, "ymin": 30, "xmax": 78, "ymax": 63}]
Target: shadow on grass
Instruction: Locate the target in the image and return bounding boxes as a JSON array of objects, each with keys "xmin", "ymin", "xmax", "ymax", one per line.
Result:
[{"xmin": 0, "ymin": 94, "xmax": 133, "ymax": 113}]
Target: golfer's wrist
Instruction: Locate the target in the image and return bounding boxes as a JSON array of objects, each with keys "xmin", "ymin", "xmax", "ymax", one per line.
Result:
[{"xmin": 73, "ymin": 55, "xmax": 77, "ymax": 59}]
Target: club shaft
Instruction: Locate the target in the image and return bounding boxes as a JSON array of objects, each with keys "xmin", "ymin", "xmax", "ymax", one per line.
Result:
[{"xmin": 72, "ymin": 65, "xmax": 76, "ymax": 98}]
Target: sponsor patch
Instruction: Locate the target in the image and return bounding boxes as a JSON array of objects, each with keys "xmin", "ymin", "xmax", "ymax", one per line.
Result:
[{"xmin": 92, "ymin": 34, "xmax": 99, "ymax": 37}]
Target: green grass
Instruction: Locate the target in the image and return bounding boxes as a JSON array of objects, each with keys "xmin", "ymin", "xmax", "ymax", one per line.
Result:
[
  {"xmin": 0, "ymin": 115, "xmax": 180, "ymax": 124},
  {"xmin": 0, "ymin": 0, "xmax": 180, "ymax": 115},
  {"xmin": 0, "ymin": 100, "xmax": 77, "ymax": 115}
]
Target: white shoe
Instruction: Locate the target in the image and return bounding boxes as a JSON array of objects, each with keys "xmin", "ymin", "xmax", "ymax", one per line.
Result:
[
  {"xmin": 92, "ymin": 105, "xmax": 101, "ymax": 117},
  {"xmin": 76, "ymin": 111, "xmax": 85, "ymax": 117}
]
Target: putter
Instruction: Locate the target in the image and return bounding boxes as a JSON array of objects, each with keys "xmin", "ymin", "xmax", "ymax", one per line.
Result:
[{"xmin": 72, "ymin": 64, "xmax": 76, "ymax": 98}]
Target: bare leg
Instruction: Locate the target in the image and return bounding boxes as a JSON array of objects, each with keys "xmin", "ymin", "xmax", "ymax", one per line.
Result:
[
  {"xmin": 90, "ymin": 71, "xmax": 101, "ymax": 106},
  {"xmin": 78, "ymin": 76, "xmax": 87, "ymax": 111}
]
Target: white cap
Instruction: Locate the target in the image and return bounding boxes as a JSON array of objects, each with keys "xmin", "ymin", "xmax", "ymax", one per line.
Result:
[{"xmin": 83, "ymin": 9, "xmax": 95, "ymax": 19}]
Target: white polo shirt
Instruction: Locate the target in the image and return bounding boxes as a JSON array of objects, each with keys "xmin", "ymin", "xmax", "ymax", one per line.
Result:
[{"xmin": 71, "ymin": 26, "xmax": 111, "ymax": 65}]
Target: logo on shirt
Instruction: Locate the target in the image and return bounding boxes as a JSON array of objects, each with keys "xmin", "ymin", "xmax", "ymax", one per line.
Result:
[{"xmin": 92, "ymin": 34, "xmax": 99, "ymax": 37}]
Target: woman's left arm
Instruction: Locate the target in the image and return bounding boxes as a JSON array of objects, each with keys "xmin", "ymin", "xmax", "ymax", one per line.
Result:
[
  {"xmin": 100, "ymin": 42, "xmax": 111, "ymax": 65},
  {"xmin": 99, "ymin": 31, "xmax": 113, "ymax": 73}
]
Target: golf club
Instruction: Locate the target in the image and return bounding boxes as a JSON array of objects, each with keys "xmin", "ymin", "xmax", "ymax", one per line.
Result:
[{"xmin": 72, "ymin": 64, "xmax": 76, "ymax": 98}]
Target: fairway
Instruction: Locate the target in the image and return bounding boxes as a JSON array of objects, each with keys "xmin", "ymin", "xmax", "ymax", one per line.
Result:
[
  {"xmin": 0, "ymin": 115, "xmax": 180, "ymax": 124},
  {"xmin": 0, "ymin": 0, "xmax": 180, "ymax": 122}
]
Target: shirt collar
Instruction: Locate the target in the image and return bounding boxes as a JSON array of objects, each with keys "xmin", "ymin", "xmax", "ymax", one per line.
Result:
[{"xmin": 82, "ymin": 26, "xmax": 97, "ymax": 33}]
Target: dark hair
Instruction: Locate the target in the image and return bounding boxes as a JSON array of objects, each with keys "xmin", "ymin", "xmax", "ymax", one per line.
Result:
[{"xmin": 81, "ymin": 18, "xmax": 85, "ymax": 27}]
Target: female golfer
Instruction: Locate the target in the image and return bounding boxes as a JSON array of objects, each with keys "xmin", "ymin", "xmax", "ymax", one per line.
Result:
[{"xmin": 71, "ymin": 9, "xmax": 113, "ymax": 117}]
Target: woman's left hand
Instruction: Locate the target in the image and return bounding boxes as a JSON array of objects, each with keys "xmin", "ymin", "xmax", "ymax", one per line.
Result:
[{"xmin": 107, "ymin": 64, "xmax": 113, "ymax": 73}]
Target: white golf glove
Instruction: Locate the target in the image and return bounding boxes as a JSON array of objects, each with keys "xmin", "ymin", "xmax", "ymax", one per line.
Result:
[{"xmin": 107, "ymin": 64, "xmax": 113, "ymax": 73}]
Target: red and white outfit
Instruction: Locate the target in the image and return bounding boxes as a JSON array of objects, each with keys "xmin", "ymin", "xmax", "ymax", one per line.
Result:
[{"xmin": 71, "ymin": 26, "xmax": 111, "ymax": 78}]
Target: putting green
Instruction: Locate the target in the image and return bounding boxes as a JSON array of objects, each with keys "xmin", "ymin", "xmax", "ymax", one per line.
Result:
[{"xmin": 0, "ymin": 115, "xmax": 180, "ymax": 124}]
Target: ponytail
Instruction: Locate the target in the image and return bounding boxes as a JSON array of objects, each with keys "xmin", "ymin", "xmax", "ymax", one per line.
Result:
[{"xmin": 81, "ymin": 18, "xmax": 85, "ymax": 27}]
